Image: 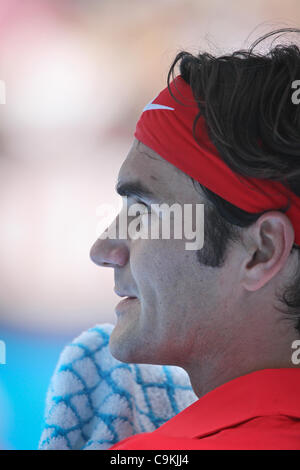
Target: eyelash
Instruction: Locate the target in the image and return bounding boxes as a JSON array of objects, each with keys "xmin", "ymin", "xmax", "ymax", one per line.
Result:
[
  {"xmin": 134, "ymin": 201, "xmax": 149, "ymax": 227},
  {"xmin": 133, "ymin": 197, "xmax": 148, "ymax": 206},
  {"xmin": 132, "ymin": 199, "xmax": 150, "ymax": 212},
  {"xmin": 122, "ymin": 198, "xmax": 150, "ymax": 223}
]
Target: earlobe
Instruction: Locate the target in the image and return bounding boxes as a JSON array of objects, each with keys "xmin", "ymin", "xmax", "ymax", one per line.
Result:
[
  {"xmin": 242, "ymin": 252, "xmax": 271, "ymax": 292},
  {"xmin": 241, "ymin": 211, "xmax": 295, "ymax": 292}
]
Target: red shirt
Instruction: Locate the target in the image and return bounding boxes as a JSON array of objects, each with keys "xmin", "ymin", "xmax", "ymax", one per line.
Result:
[{"xmin": 110, "ymin": 368, "xmax": 300, "ymax": 450}]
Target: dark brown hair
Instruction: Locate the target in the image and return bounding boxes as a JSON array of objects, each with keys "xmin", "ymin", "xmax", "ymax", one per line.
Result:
[{"xmin": 167, "ymin": 28, "xmax": 300, "ymax": 333}]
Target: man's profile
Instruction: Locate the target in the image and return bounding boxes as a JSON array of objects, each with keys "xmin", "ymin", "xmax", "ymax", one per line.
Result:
[{"xmin": 89, "ymin": 28, "xmax": 300, "ymax": 449}]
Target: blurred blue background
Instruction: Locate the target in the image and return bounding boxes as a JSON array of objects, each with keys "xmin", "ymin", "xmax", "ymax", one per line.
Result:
[{"xmin": 0, "ymin": 324, "xmax": 69, "ymax": 449}]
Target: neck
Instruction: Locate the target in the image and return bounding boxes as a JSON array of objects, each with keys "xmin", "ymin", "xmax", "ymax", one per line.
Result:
[{"xmin": 182, "ymin": 321, "xmax": 300, "ymax": 399}]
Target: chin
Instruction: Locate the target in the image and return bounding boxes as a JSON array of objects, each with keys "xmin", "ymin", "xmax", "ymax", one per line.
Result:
[
  {"xmin": 109, "ymin": 323, "xmax": 140, "ymax": 363},
  {"xmin": 109, "ymin": 324, "xmax": 159, "ymax": 365}
]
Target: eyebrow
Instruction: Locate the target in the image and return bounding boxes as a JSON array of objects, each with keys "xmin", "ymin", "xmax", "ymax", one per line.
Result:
[{"xmin": 115, "ymin": 180, "xmax": 162, "ymax": 204}]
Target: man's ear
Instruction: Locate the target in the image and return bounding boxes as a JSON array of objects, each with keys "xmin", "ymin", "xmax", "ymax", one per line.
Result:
[{"xmin": 240, "ymin": 211, "xmax": 295, "ymax": 292}]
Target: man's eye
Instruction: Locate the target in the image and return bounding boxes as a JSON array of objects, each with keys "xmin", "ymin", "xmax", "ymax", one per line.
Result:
[
  {"xmin": 136, "ymin": 199, "xmax": 149, "ymax": 209},
  {"xmin": 135, "ymin": 200, "xmax": 149, "ymax": 214},
  {"xmin": 137, "ymin": 204, "xmax": 149, "ymax": 220},
  {"xmin": 132, "ymin": 202, "xmax": 150, "ymax": 228}
]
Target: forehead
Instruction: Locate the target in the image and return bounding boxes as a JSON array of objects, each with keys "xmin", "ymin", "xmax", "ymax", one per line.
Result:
[{"xmin": 117, "ymin": 138, "xmax": 202, "ymax": 203}]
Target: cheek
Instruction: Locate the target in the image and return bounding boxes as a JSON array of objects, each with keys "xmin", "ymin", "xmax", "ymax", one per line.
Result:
[
  {"xmin": 130, "ymin": 240, "xmax": 165, "ymax": 289},
  {"xmin": 131, "ymin": 238, "xmax": 193, "ymax": 299}
]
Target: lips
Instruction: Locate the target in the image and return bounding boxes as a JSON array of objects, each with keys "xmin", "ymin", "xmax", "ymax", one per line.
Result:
[
  {"xmin": 115, "ymin": 294, "xmax": 139, "ymax": 315},
  {"xmin": 114, "ymin": 287, "xmax": 137, "ymax": 299}
]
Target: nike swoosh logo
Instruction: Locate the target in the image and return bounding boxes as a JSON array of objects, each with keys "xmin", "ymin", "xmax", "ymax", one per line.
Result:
[{"xmin": 142, "ymin": 96, "xmax": 174, "ymax": 113}]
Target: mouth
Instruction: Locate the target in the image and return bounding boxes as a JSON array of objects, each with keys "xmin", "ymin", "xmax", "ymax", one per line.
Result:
[
  {"xmin": 114, "ymin": 287, "xmax": 137, "ymax": 299},
  {"xmin": 115, "ymin": 295, "xmax": 139, "ymax": 315}
]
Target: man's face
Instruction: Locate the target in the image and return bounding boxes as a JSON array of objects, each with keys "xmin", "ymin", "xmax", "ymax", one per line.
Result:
[{"xmin": 90, "ymin": 138, "xmax": 237, "ymax": 368}]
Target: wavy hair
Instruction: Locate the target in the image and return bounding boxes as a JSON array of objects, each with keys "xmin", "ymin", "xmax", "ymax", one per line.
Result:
[{"xmin": 167, "ymin": 28, "xmax": 300, "ymax": 333}]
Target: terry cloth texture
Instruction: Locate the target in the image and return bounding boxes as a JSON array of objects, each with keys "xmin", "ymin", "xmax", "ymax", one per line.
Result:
[{"xmin": 38, "ymin": 323, "xmax": 197, "ymax": 450}]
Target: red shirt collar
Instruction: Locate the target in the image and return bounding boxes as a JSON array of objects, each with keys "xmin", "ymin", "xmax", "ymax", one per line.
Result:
[{"xmin": 153, "ymin": 368, "xmax": 300, "ymax": 439}]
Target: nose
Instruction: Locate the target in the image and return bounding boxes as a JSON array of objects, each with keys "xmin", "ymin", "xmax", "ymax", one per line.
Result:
[{"xmin": 89, "ymin": 227, "xmax": 129, "ymax": 268}]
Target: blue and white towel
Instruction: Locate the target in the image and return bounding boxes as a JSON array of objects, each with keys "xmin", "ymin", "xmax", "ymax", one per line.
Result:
[{"xmin": 39, "ymin": 323, "xmax": 197, "ymax": 450}]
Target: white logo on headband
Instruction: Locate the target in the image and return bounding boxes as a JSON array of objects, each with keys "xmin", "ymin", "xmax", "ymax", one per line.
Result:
[{"xmin": 142, "ymin": 94, "xmax": 174, "ymax": 112}]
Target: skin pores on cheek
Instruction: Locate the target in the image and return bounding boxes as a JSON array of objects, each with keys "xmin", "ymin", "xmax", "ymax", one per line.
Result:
[
  {"xmin": 128, "ymin": 235, "xmax": 203, "ymax": 365},
  {"xmin": 110, "ymin": 139, "xmax": 225, "ymax": 366}
]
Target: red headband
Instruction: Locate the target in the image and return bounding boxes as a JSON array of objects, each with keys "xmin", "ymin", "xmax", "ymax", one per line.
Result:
[{"xmin": 134, "ymin": 75, "xmax": 300, "ymax": 245}]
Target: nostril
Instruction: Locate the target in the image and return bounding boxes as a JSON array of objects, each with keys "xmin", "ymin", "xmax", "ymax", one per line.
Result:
[
  {"xmin": 89, "ymin": 241, "xmax": 108, "ymax": 266},
  {"xmin": 89, "ymin": 240, "xmax": 129, "ymax": 267},
  {"xmin": 110, "ymin": 247, "xmax": 128, "ymax": 266}
]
